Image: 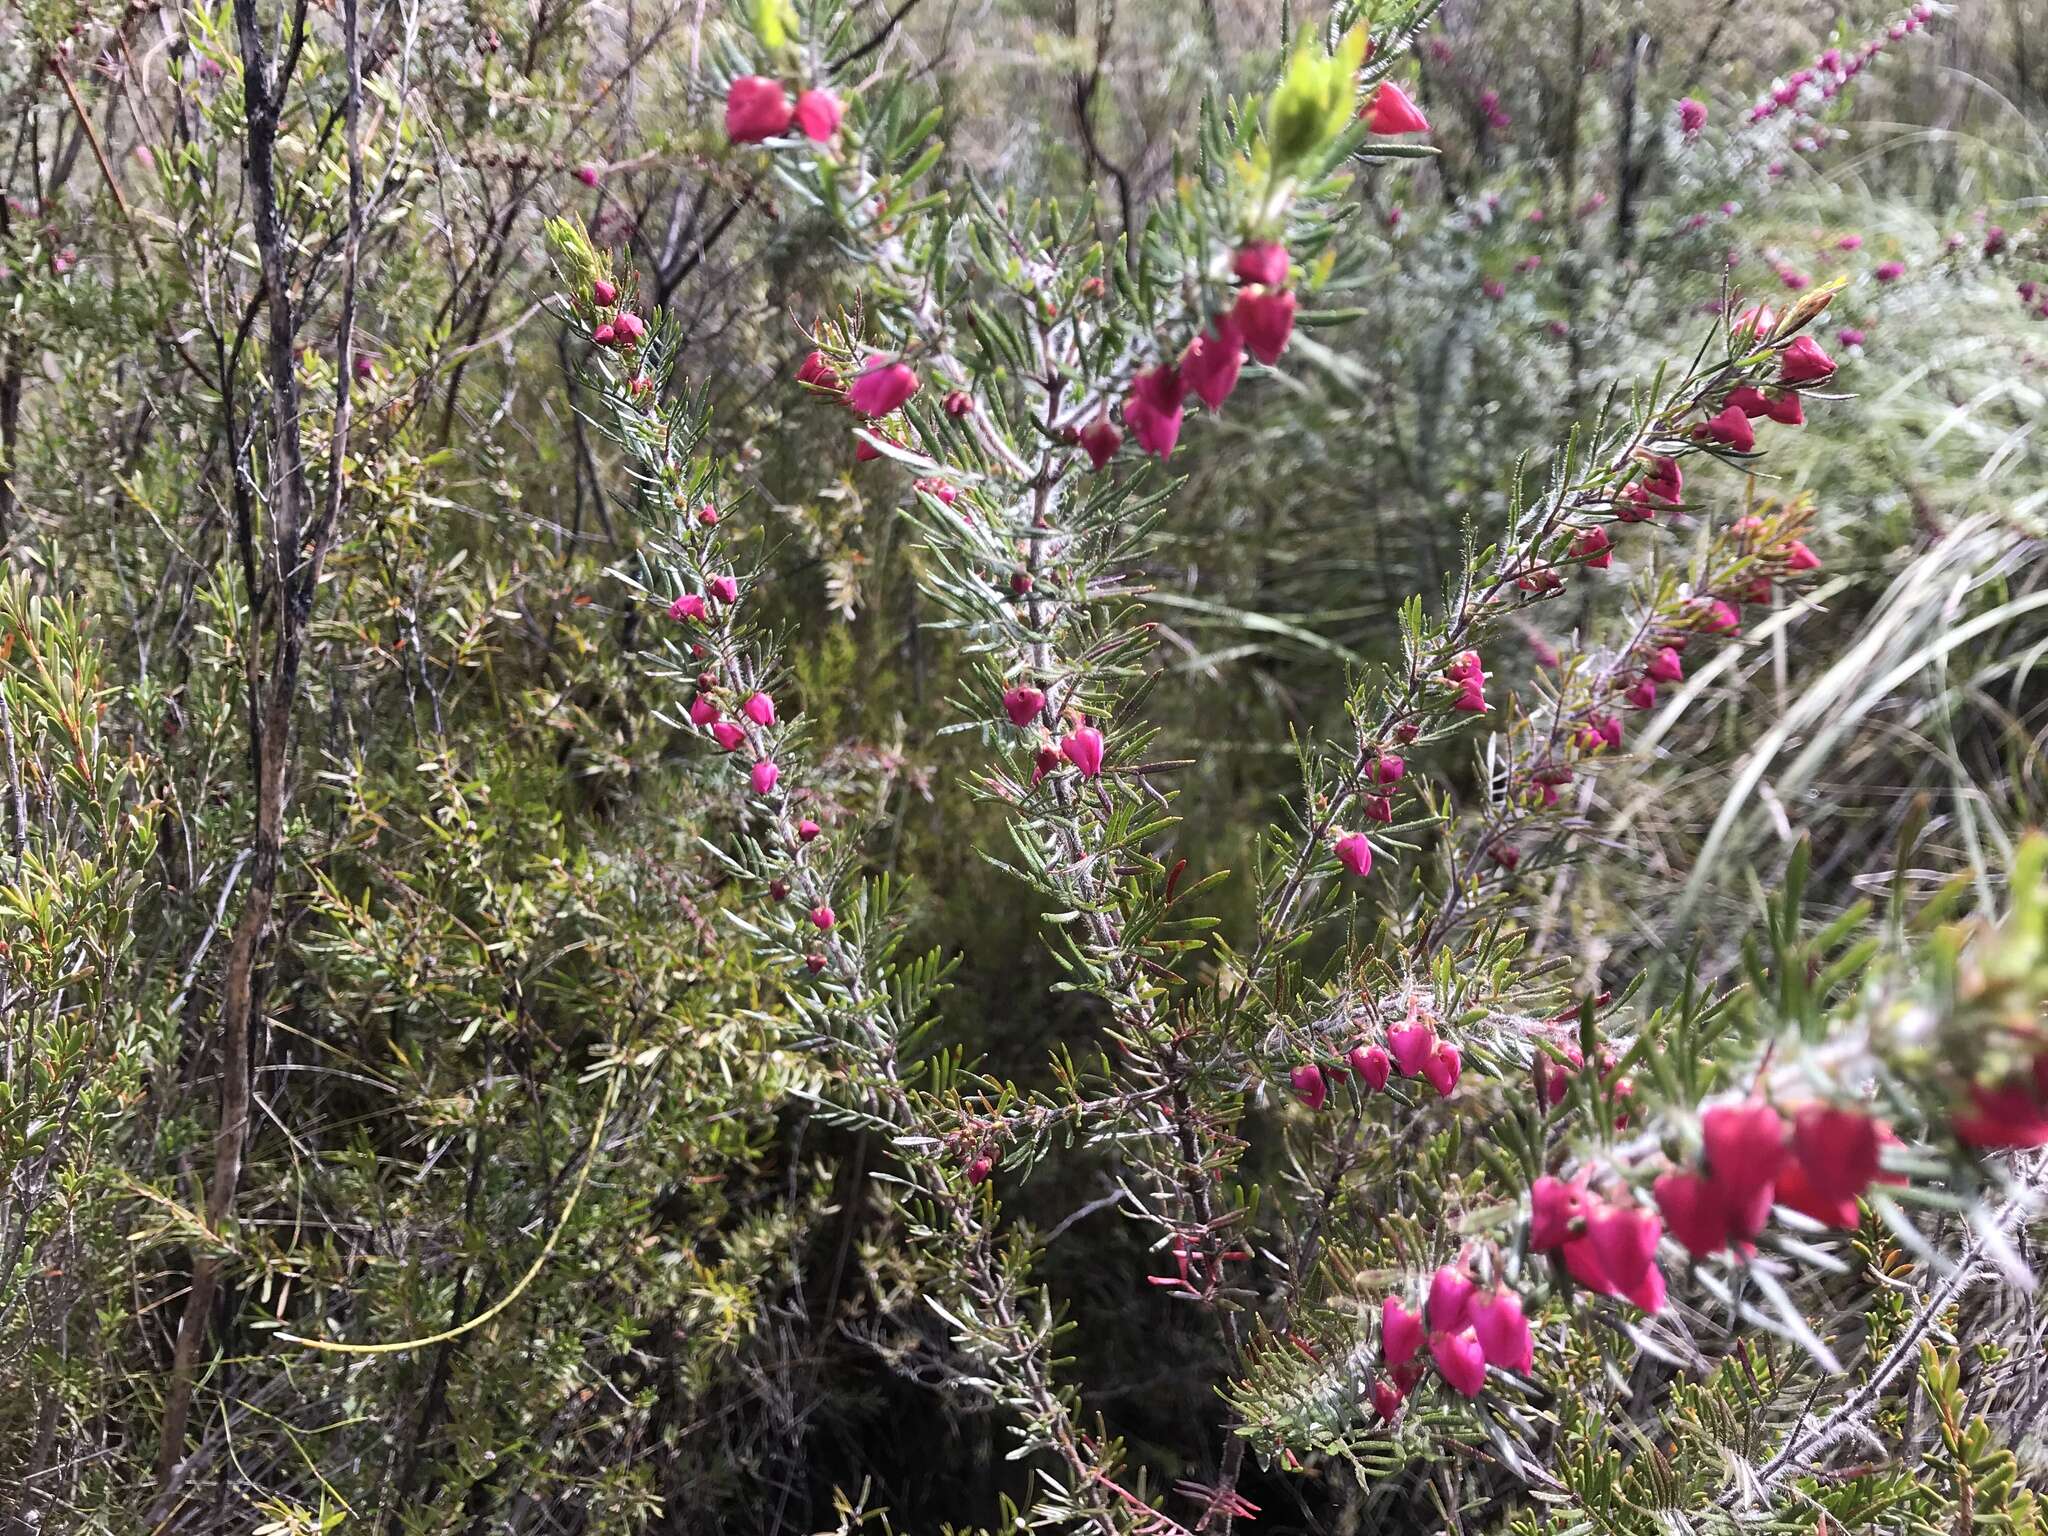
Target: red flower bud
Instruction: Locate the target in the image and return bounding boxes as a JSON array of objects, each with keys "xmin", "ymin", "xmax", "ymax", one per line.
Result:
[{"xmin": 1366, "ymin": 80, "xmax": 1431, "ymax": 135}]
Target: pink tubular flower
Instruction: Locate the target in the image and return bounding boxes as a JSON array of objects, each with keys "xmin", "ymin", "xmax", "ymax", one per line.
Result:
[
  {"xmin": 592, "ymin": 278, "xmax": 617, "ymax": 306},
  {"xmin": 1726, "ymin": 385, "xmax": 1805, "ymax": 426},
  {"xmin": 1731, "ymin": 303, "xmax": 1777, "ymax": 342},
  {"xmin": 743, "ymin": 691, "xmax": 776, "ymax": 726},
  {"xmin": 1181, "ymin": 319, "xmax": 1246, "ymax": 410},
  {"xmin": 711, "ymin": 721, "xmax": 746, "ymax": 752},
  {"xmin": 1079, "ymin": 415, "xmax": 1123, "ymax": 469},
  {"xmin": 1334, "ymin": 831, "xmax": 1374, "ymax": 878},
  {"xmin": 797, "ymin": 350, "xmax": 842, "ymax": 392},
  {"xmin": 1785, "ymin": 540, "xmax": 1821, "ymax": 571},
  {"xmin": 751, "ymin": 759, "xmax": 781, "ymax": 795},
  {"xmin": 1234, "ymin": 241, "xmax": 1289, "ymax": 287},
  {"xmin": 1949, "ymin": 1073, "xmax": 2048, "ymax": 1155},
  {"xmin": 591, "ymin": 322, "xmax": 615, "ymax": 346},
  {"xmin": 1350, "ymin": 1044, "xmax": 1392, "ymax": 1091},
  {"xmin": 1429, "ymin": 1329, "xmax": 1487, "ymax": 1397},
  {"xmin": 1778, "ymin": 334, "xmax": 1837, "ymax": 384},
  {"xmin": 793, "ymin": 88, "xmax": 842, "ymax": 142},
  {"xmin": 848, "ymin": 359, "xmax": 920, "ymax": 417},
  {"xmin": 1874, "ymin": 260, "xmax": 1905, "ymax": 282},
  {"xmin": 1231, "ymin": 286, "xmax": 1297, "ymax": 365},
  {"xmin": 1573, "ymin": 525, "xmax": 1612, "ymax": 569},
  {"xmin": 1790, "ymin": 1103, "xmax": 1886, "ymax": 1203},
  {"xmin": 710, "ymin": 575, "xmax": 740, "ymax": 604},
  {"xmin": 611, "ymin": 311, "xmax": 647, "ymax": 345},
  {"xmin": 1423, "ymin": 1043, "xmax": 1462, "ymax": 1098},
  {"xmin": 1388, "ymin": 1021, "xmax": 1437, "ymax": 1078},
  {"xmin": 1428, "ymin": 1266, "xmax": 1475, "ymax": 1333},
  {"xmin": 574, "ymin": 164, "xmax": 601, "ymax": 187},
  {"xmin": 1381, "ymin": 1296, "xmax": 1425, "ymax": 1366},
  {"xmin": 1469, "ymin": 1288, "xmax": 1534, "ymax": 1372},
  {"xmin": 1625, "ymin": 678, "xmax": 1657, "ymax": 710},
  {"xmin": 669, "ymin": 593, "xmax": 708, "ymax": 622},
  {"xmin": 1371, "ymin": 1379, "xmax": 1405, "ymax": 1420},
  {"xmin": 1697, "ymin": 596, "xmax": 1742, "ymax": 634},
  {"xmin": 1585, "ymin": 1202, "xmax": 1663, "ymax": 1297},
  {"xmin": 689, "ymin": 695, "xmax": 721, "ymax": 726},
  {"xmin": 1364, "ymin": 794, "xmax": 1393, "ymax": 823},
  {"xmin": 1696, "ymin": 1100, "xmax": 1788, "ymax": 1244},
  {"xmin": 1366, "ymin": 81, "xmax": 1431, "ymax": 135},
  {"xmin": 1529, "ymin": 1175, "xmax": 1583, "ymax": 1250},
  {"xmin": 1371, "ymin": 754, "xmax": 1406, "ymax": 786},
  {"xmin": 1061, "ymin": 725, "xmax": 1105, "ymax": 778},
  {"xmin": 725, "ymin": 75, "xmax": 794, "ymax": 143},
  {"xmin": 1837, "ymin": 233, "xmax": 1864, "ymax": 251},
  {"xmin": 1647, "ymin": 645, "xmax": 1685, "ymax": 683},
  {"xmin": 798, "ymin": 818, "xmax": 822, "ymax": 841},
  {"xmin": 1676, "ymin": 97, "xmax": 1707, "ymax": 137},
  {"xmin": 1696, "ymin": 403, "xmax": 1757, "ymax": 452},
  {"xmin": 1654, "ymin": 1170, "xmax": 1730, "ymax": 1257},
  {"xmin": 810, "ymin": 904, "xmax": 835, "ymax": 930},
  {"xmin": 1291, "ymin": 1063, "xmax": 1329, "ymax": 1110},
  {"xmin": 1125, "ymin": 364, "xmax": 1186, "ymax": 459},
  {"xmin": 1002, "ymin": 686, "xmax": 1046, "ymax": 727}
]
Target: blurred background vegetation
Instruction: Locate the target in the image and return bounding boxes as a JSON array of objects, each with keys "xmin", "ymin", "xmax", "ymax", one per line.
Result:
[{"xmin": 0, "ymin": 0, "xmax": 2043, "ymax": 1528}]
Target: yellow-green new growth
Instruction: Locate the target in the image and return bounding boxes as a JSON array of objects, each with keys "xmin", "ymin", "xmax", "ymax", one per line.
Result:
[{"xmin": 1265, "ymin": 26, "xmax": 1370, "ymax": 171}]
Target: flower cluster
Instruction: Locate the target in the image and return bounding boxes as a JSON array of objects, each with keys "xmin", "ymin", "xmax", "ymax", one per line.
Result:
[{"xmin": 1744, "ymin": 4, "xmax": 1936, "ymax": 125}]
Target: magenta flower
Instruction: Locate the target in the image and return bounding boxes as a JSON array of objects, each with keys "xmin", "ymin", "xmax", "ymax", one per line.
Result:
[
  {"xmin": 793, "ymin": 88, "xmax": 842, "ymax": 142},
  {"xmin": 1676, "ymin": 97, "xmax": 1707, "ymax": 137},
  {"xmin": 810, "ymin": 904, "xmax": 835, "ymax": 930},
  {"xmin": 848, "ymin": 359, "xmax": 920, "ymax": 417},
  {"xmin": 797, "ymin": 350, "xmax": 841, "ymax": 392},
  {"xmin": 1469, "ymin": 1288, "xmax": 1534, "ymax": 1372},
  {"xmin": 725, "ymin": 75, "xmax": 794, "ymax": 143},
  {"xmin": 711, "ymin": 721, "xmax": 746, "ymax": 752},
  {"xmin": 1232, "ymin": 241, "xmax": 1289, "ymax": 287},
  {"xmin": 1291, "ymin": 1063, "xmax": 1329, "ymax": 1111},
  {"xmin": 669, "ymin": 593, "xmax": 707, "ymax": 622},
  {"xmin": 1429, "ymin": 1328, "xmax": 1487, "ymax": 1397},
  {"xmin": 1388, "ymin": 1021, "xmax": 1437, "ymax": 1077},
  {"xmin": 798, "ymin": 818, "xmax": 822, "ymax": 842},
  {"xmin": 743, "ymin": 691, "xmax": 776, "ymax": 726},
  {"xmin": 1874, "ymin": 260, "xmax": 1905, "ymax": 282},
  {"xmin": 1060, "ymin": 725, "xmax": 1105, "ymax": 778},
  {"xmin": 1778, "ymin": 334, "xmax": 1836, "ymax": 384},
  {"xmin": 1230, "ymin": 286, "xmax": 1297, "ymax": 365},
  {"xmin": 1529, "ymin": 1176, "xmax": 1583, "ymax": 1250},
  {"xmin": 1334, "ymin": 831, "xmax": 1374, "ymax": 878},
  {"xmin": 1381, "ymin": 1296, "xmax": 1425, "ymax": 1366},
  {"xmin": 1423, "ymin": 1043, "xmax": 1462, "ymax": 1097},
  {"xmin": 710, "ymin": 574, "xmax": 740, "ymax": 604},
  {"xmin": 1695, "ymin": 403, "xmax": 1757, "ymax": 452},
  {"xmin": 1124, "ymin": 363, "xmax": 1186, "ymax": 459},
  {"xmin": 1002, "ymin": 686, "xmax": 1046, "ymax": 727},
  {"xmin": 689, "ymin": 696, "xmax": 721, "ymax": 726},
  {"xmin": 1366, "ymin": 81, "xmax": 1430, "ymax": 135},
  {"xmin": 1079, "ymin": 415, "xmax": 1123, "ymax": 470},
  {"xmin": 1350, "ymin": 1044, "xmax": 1392, "ymax": 1091},
  {"xmin": 751, "ymin": 759, "xmax": 781, "ymax": 795},
  {"xmin": 1180, "ymin": 320, "xmax": 1245, "ymax": 410}
]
